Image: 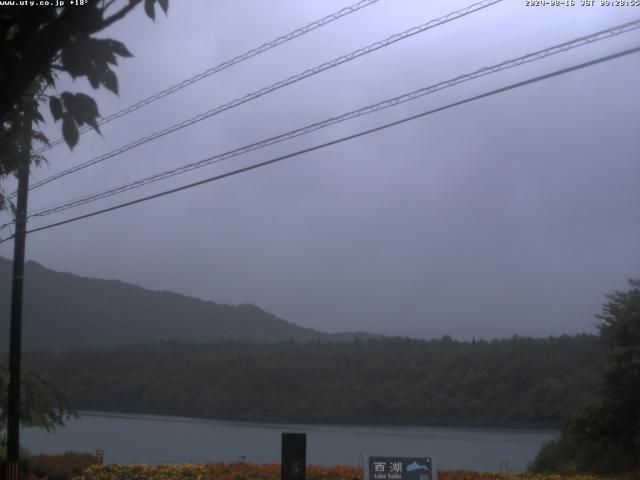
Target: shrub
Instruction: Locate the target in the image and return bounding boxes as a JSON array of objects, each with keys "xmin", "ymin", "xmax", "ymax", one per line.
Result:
[
  {"xmin": 0, "ymin": 441, "xmax": 30, "ymax": 480},
  {"xmin": 71, "ymin": 463, "xmax": 635, "ymax": 480},
  {"xmin": 26, "ymin": 452, "xmax": 95, "ymax": 480}
]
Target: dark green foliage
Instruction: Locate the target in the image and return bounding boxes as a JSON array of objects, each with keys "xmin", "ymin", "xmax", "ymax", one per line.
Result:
[
  {"xmin": 60, "ymin": 93, "xmax": 101, "ymax": 133},
  {"xmin": 0, "ymin": 257, "xmax": 603, "ymax": 428},
  {"xmin": 0, "ymin": 365, "xmax": 75, "ymax": 435},
  {"xmin": 530, "ymin": 279, "xmax": 640, "ymax": 475},
  {"xmin": 25, "ymin": 452, "xmax": 95, "ymax": 480},
  {"xmin": 48, "ymin": 97, "xmax": 63, "ymax": 121},
  {"xmin": 0, "ymin": 449, "xmax": 94, "ymax": 480},
  {"xmin": 23, "ymin": 335, "xmax": 601, "ymax": 428},
  {"xmin": 38, "ymin": 4, "xmax": 162, "ymax": 148},
  {"xmin": 596, "ymin": 279, "xmax": 640, "ymax": 451},
  {"xmin": 0, "ymin": 0, "xmax": 169, "ymax": 208},
  {"xmin": 145, "ymin": 0, "xmax": 169, "ymax": 20},
  {"xmin": 108, "ymin": 40, "xmax": 133, "ymax": 59},
  {"xmin": 55, "ymin": 90, "xmax": 104, "ymax": 149},
  {"xmin": 0, "ymin": 1, "xmax": 166, "ymax": 122},
  {"xmin": 61, "ymin": 113, "xmax": 79, "ymax": 150},
  {"xmin": 0, "ymin": 83, "xmax": 49, "ymax": 211},
  {"xmin": 59, "ymin": 36, "xmax": 126, "ymax": 91},
  {"xmin": 528, "ymin": 438, "xmax": 580, "ymax": 474}
]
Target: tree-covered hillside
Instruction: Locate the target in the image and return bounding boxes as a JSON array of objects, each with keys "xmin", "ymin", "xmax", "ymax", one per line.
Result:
[
  {"xmin": 24, "ymin": 335, "xmax": 602, "ymax": 427},
  {"xmin": 0, "ymin": 257, "xmax": 375, "ymax": 349}
]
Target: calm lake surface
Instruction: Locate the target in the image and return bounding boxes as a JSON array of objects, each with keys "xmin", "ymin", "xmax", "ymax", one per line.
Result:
[{"xmin": 22, "ymin": 411, "xmax": 557, "ymax": 472}]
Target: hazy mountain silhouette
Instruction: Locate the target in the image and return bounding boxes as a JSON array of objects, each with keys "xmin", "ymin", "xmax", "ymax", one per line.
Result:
[{"xmin": 0, "ymin": 257, "xmax": 377, "ymax": 350}]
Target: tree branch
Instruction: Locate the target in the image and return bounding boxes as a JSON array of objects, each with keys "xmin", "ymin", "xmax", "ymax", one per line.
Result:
[
  {"xmin": 102, "ymin": 0, "xmax": 119, "ymax": 13},
  {"xmin": 100, "ymin": 0, "xmax": 143, "ymax": 30},
  {"xmin": 0, "ymin": 2, "xmax": 143, "ymax": 121}
]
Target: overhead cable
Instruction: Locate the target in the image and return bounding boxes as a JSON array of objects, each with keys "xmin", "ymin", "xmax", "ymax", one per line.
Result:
[
  {"xmin": 18, "ymin": 0, "xmax": 503, "ymax": 196},
  {"xmin": 25, "ymin": 19, "xmax": 640, "ymax": 220},
  {"xmin": 1, "ymin": 44, "xmax": 636, "ymax": 243},
  {"xmin": 33, "ymin": 0, "xmax": 384, "ymax": 155}
]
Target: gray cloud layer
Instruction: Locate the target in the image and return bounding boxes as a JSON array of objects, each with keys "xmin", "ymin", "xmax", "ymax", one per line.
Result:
[{"xmin": 2, "ymin": 0, "xmax": 639, "ymax": 339}]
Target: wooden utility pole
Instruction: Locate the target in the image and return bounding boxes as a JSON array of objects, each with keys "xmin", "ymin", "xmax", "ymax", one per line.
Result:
[{"xmin": 5, "ymin": 111, "xmax": 32, "ymax": 480}]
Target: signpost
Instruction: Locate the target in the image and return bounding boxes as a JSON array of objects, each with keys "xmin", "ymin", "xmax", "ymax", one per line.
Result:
[
  {"xmin": 281, "ymin": 433, "xmax": 306, "ymax": 480},
  {"xmin": 366, "ymin": 456, "xmax": 436, "ymax": 480}
]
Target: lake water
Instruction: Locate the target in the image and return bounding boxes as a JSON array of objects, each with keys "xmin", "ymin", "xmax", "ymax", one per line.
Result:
[{"xmin": 22, "ymin": 411, "xmax": 557, "ymax": 472}]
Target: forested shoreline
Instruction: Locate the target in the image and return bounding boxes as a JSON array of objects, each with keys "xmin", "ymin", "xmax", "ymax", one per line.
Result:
[{"xmin": 21, "ymin": 334, "xmax": 601, "ymax": 428}]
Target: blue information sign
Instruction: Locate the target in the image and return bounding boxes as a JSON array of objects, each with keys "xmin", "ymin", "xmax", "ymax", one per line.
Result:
[{"xmin": 367, "ymin": 456, "xmax": 434, "ymax": 480}]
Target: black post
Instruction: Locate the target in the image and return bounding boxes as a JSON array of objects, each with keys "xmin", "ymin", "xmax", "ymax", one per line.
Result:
[
  {"xmin": 281, "ymin": 432, "xmax": 306, "ymax": 480},
  {"xmin": 6, "ymin": 113, "xmax": 32, "ymax": 480}
]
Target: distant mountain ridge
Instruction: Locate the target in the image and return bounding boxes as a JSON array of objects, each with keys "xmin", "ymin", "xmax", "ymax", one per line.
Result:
[{"xmin": 0, "ymin": 257, "xmax": 377, "ymax": 350}]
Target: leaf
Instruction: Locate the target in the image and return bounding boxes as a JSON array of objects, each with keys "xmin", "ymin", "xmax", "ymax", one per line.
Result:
[
  {"xmin": 77, "ymin": 94, "xmax": 101, "ymax": 133},
  {"xmin": 49, "ymin": 96, "xmax": 63, "ymax": 121},
  {"xmin": 60, "ymin": 38, "xmax": 85, "ymax": 79},
  {"xmin": 102, "ymin": 45, "xmax": 118, "ymax": 66},
  {"xmin": 101, "ymin": 69, "xmax": 119, "ymax": 95},
  {"xmin": 30, "ymin": 153, "xmax": 48, "ymax": 168},
  {"xmin": 77, "ymin": 93, "xmax": 100, "ymax": 118},
  {"xmin": 61, "ymin": 36, "xmax": 119, "ymax": 82},
  {"xmin": 41, "ymin": 70, "xmax": 56, "ymax": 87},
  {"xmin": 32, "ymin": 109, "xmax": 45, "ymax": 124},
  {"xmin": 31, "ymin": 131, "xmax": 50, "ymax": 147},
  {"xmin": 144, "ymin": 0, "xmax": 155, "ymax": 20},
  {"xmin": 87, "ymin": 70, "xmax": 101, "ymax": 89},
  {"xmin": 61, "ymin": 113, "xmax": 79, "ymax": 149},
  {"xmin": 109, "ymin": 39, "xmax": 133, "ymax": 58},
  {"xmin": 60, "ymin": 92, "xmax": 75, "ymax": 116},
  {"xmin": 62, "ymin": 93, "xmax": 101, "ymax": 134},
  {"xmin": 157, "ymin": 0, "xmax": 168, "ymax": 14},
  {"xmin": 92, "ymin": 38, "xmax": 118, "ymax": 65}
]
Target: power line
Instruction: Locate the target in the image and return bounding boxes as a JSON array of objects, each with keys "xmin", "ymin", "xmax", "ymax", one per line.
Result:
[
  {"xmin": 18, "ymin": 0, "xmax": 503, "ymax": 196},
  {"xmin": 32, "ymin": 0, "xmax": 383, "ymax": 155},
  {"xmin": 24, "ymin": 18, "xmax": 640, "ymax": 220},
  {"xmin": 2, "ymin": 44, "xmax": 637, "ymax": 243}
]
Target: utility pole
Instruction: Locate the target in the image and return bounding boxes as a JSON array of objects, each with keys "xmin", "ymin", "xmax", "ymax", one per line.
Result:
[{"xmin": 6, "ymin": 110, "xmax": 32, "ymax": 480}]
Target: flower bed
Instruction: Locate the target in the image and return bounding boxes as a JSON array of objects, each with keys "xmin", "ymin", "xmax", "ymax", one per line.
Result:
[{"xmin": 72, "ymin": 463, "xmax": 638, "ymax": 480}]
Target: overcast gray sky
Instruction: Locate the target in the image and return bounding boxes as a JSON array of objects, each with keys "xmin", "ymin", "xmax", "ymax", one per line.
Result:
[{"xmin": 1, "ymin": 0, "xmax": 639, "ymax": 340}]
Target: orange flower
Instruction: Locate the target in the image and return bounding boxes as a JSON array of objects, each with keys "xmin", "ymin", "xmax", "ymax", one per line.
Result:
[{"xmin": 72, "ymin": 462, "xmax": 631, "ymax": 480}]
